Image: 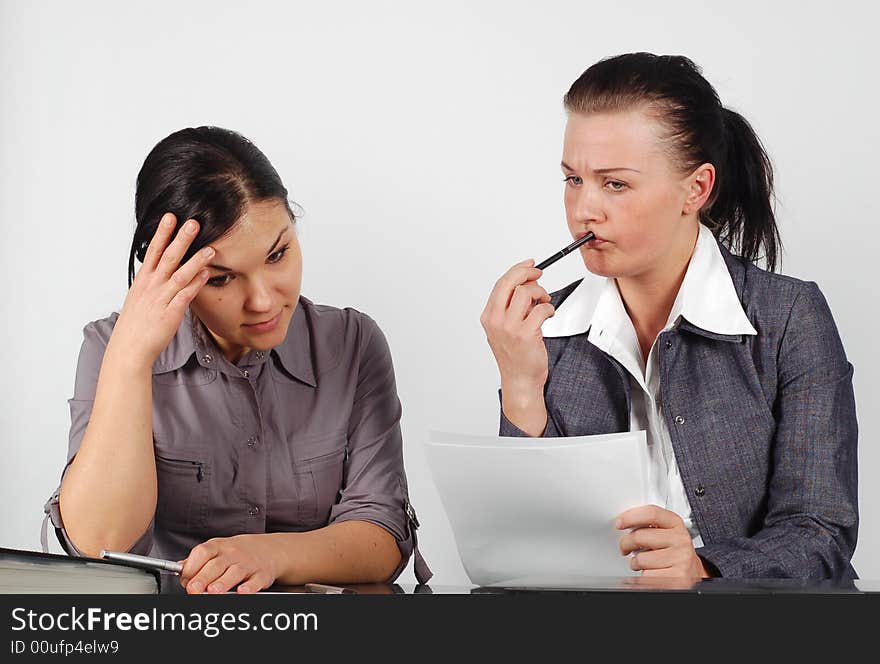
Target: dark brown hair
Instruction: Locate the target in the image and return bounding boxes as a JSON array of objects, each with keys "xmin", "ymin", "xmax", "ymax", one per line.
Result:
[{"xmin": 129, "ymin": 126, "xmax": 296, "ymax": 286}]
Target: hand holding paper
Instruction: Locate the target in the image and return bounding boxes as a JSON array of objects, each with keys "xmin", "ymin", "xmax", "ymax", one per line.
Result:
[{"xmin": 616, "ymin": 505, "xmax": 711, "ymax": 579}]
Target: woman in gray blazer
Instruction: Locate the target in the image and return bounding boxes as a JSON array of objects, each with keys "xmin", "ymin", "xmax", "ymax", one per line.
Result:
[
  {"xmin": 481, "ymin": 53, "xmax": 857, "ymax": 580},
  {"xmin": 44, "ymin": 127, "xmax": 430, "ymax": 592}
]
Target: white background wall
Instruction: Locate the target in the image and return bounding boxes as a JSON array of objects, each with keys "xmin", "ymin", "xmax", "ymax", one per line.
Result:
[{"xmin": 1, "ymin": 0, "xmax": 877, "ymax": 584}]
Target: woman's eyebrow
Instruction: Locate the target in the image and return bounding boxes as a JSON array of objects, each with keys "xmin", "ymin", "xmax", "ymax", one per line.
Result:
[
  {"xmin": 265, "ymin": 227, "xmax": 288, "ymax": 256},
  {"xmin": 595, "ymin": 167, "xmax": 641, "ymax": 174},
  {"xmin": 560, "ymin": 161, "xmax": 641, "ymax": 174},
  {"xmin": 207, "ymin": 227, "xmax": 289, "ymax": 272}
]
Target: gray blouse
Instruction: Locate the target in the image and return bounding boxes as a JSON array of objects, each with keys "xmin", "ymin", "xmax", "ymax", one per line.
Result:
[{"xmin": 42, "ymin": 296, "xmax": 431, "ymax": 584}]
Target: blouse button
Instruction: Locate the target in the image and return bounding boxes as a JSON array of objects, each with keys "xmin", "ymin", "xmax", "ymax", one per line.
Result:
[
  {"xmin": 665, "ymin": 340, "xmax": 672, "ymax": 349},
  {"xmin": 202, "ymin": 354, "xmax": 213, "ymax": 364},
  {"xmin": 241, "ymin": 369, "xmax": 250, "ymax": 378},
  {"xmin": 255, "ymin": 351, "xmax": 265, "ymax": 359},
  {"xmin": 674, "ymin": 415, "xmax": 685, "ymax": 425},
  {"xmin": 694, "ymin": 485, "xmax": 706, "ymax": 497},
  {"xmin": 247, "ymin": 436, "xmax": 257, "ymax": 448}
]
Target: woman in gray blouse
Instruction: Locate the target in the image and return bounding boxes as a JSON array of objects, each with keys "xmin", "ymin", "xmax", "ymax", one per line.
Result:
[
  {"xmin": 44, "ymin": 127, "xmax": 431, "ymax": 592},
  {"xmin": 482, "ymin": 53, "xmax": 857, "ymax": 580}
]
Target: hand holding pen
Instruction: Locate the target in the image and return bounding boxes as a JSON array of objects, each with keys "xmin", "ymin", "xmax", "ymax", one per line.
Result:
[
  {"xmin": 480, "ymin": 232, "xmax": 594, "ymax": 437},
  {"xmin": 101, "ymin": 551, "xmax": 357, "ymax": 594}
]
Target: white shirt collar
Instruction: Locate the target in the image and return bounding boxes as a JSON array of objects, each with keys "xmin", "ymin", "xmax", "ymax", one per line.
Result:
[{"xmin": 541, "ymin": 223, "xmax": 757, "ymax": 339}]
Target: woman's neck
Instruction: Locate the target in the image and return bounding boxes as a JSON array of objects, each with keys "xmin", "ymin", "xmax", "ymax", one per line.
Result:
[
  {"xmin": 196, "ymin": 317, "xmax": 250, "ymax": 365},
  {"xmin": 615, "ymin": 226, "xmax": 699, "ymax": 361}
]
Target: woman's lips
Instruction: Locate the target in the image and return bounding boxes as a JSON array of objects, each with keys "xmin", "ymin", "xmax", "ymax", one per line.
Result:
[
  {"xmin": 576, "ymin": 231, "xmax": 606, "ymax": 246},
  {"xmin": 243, "ymin": 311, "xmax": 282, "ymax": 333}
]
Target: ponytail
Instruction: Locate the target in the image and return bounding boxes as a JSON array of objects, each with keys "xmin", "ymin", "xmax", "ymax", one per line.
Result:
[{"xmin": 709, "ymin": 108, "xmax": 780, "ymax": 271}]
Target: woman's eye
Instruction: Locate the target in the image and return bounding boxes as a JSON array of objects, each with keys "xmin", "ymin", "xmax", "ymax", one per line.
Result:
[
  {"xmin": 563, "ymin": 175, "xmax": 583, "ymax": 186},
  {"xmin": 605, "ymin": 180, "xmax": 627, "ymax": 192},
  {"xmin": 268, "ymin": 245, "xmax": 289, "ymax": 264},
  {"xmin": 206, "ymin": 274, "xmax": 232, "ymax": 288}
]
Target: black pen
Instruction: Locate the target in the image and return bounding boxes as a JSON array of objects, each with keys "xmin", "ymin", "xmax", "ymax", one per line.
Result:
[
  {"xmin": 535, "ymin": 232, "xmax": 595, "ymax": 270},
  {"xmin": 304, "ymin": 583, "xmax": 356, "ymax": 594}
]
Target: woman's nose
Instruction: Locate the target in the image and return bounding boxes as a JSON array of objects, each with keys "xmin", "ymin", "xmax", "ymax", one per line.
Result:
[
  {"xmin": 244, "ymin": 279, "xmax": 273, "ymax": 312},
  {"xmin": 571, "ymin": 185, "xmax": 605, "ymax": 224}
]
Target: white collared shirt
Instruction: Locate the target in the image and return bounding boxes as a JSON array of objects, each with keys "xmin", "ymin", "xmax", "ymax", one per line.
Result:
[{"xmin": 541, "ymin": 224, "xmax": 757, "ymax": 546}]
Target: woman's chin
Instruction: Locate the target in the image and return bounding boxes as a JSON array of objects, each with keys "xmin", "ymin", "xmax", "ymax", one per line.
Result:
[
  {"xmin": 245, "ymin": 328, "xmax": 286, "ymax": 350},
  {"xmin": 582, "ymin": 256, "xmax": 619, "ymax": 278}
]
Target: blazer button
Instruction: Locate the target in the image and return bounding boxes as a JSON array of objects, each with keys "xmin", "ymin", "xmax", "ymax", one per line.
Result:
[
  {"xmin": 674, "ymin": 415, "xmax": 685, "ymax": 425},
  {"xmin": 665, "ymin": 340, "xmax": 672, "ymax": 349},
  {"xmin": 694, "ymin": 485, "xmax": 706, "ymax": 497}
]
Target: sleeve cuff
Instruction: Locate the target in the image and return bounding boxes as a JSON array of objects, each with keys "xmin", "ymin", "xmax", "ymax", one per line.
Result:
[
  {"xmin": 498, "ymin": 389, "xmax": 561, "ymax": 437},
  {"xmin": 42, "ymin": 485, "xmax": 154, "ymax": 558},
  {"xmin": 696, "ymin": 543, "xmax": 761, "ymax": 578},
  {"xmin": 330, "ymin": 503, "xmax": 433, "ymax": 585}
]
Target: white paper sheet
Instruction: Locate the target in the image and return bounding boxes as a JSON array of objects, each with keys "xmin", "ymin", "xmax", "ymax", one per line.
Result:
[{"xmin": 426, "ymin": 430, "xmax": 649, "ymax": 587}]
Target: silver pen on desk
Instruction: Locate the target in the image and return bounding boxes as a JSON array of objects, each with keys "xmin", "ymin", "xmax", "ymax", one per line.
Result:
[
  {"xmin": 100, "ymin": 550, "xmax": 184, "ymax": 574},
  {"xmin": 304, "ymin": 582, "xmax": 356, "ymax": 594}
]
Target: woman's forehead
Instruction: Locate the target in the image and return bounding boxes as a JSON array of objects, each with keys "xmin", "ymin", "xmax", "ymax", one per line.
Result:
[
  {"xmin": 210, "ymin": 201, "xmax": 292, "ymax": 258},
  {"xmin": 562, "ymin": 110, "xmax": 666, "ymax": 169}
]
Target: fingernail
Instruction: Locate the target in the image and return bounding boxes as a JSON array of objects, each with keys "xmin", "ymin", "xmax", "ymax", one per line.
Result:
[
  {"xmin": 163, "ymin": 215, "xmax": 174, "ymax": 228},
  {"xmin": 186, "ymin": 220, "xmax": 198, "ymax": 233},
  {"xmin": 614, "ymin": 518, "xmax": 622, "ymax": 529},
  {"xmin": 202, "ymin": 246, "xmax": 214, "ymax": 257},
  {"xmin": 189, "ymin": 580, "xmax": 204, "ymax": 593},
  {"xmin": 208, "ymin": 583, "xmax": 221, "ymax": 593}
]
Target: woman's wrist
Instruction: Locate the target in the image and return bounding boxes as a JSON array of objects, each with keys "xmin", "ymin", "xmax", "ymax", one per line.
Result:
[
  {"xmin": 263, "ymin": 532, "xmax": 297, "ymax": 582},
  {"xmin": 103, "ymin": 336, "xmax": 157, "ymax": 376},
  {"xmin": 697, "ymin": 555, "xmax": 720, "ymax": 578},
  {"xmin": 501, "ymin": 375, "xmax": 545, "ymax": 404},
  {"xmin": 501, "ymin": 379, "xmax": 548, "ymax": 437}
]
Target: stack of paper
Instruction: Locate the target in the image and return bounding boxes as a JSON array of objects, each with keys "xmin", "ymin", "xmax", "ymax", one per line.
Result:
[{"xmin": 426, "ymin": 430, "xmax": 648, "ymax": 587}]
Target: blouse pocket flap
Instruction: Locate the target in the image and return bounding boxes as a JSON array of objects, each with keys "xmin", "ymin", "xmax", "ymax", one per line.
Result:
[
  {"xmin": 154, "ymin": 453, "xmax": 209, "ymax": 531},
  {"xmin": 293, "ymin": 430, "xmax": 347, "ymax": 464}
]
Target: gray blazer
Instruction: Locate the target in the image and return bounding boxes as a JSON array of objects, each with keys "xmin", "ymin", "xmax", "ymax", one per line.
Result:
[{"xmin": 500, "ymin": 242, "xmax": 858, "ymax": 579}]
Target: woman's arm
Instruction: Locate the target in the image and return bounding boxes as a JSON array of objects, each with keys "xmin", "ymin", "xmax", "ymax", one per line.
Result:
[
  {"xmin": 273, "ymin": 521, "xmax": 400, "ymax": 584},
  {"xmin": 58, "ymin": 214, "xmax": 215, "ymax": 557},
  {"xmin": 697, "ymin": 281, "xmax": 859, "ymax": 578},
  {"xmin": 481, "ymin": 260, "xmax": 556, "ymax": 437},
  {"xmin": 178, "ymin": 522, "xmax": 400, "ymax": 593},
  {"xmin": 58, "ymin": 338, "xmax": 158, "ymax": 558}
]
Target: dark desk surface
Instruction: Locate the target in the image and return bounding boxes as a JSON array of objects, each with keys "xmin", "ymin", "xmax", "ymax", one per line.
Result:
[
  {"xmin": 151, "ymin": 566, "xmax": 880, "ymax": 594},
  {"xmin": 248, "ymin": 577, "xmax": 880, "ymax": 595}
]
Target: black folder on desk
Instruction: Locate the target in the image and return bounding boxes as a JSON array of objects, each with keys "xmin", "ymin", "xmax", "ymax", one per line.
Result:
[{"xmin": 0, "ymin": 547, "xmax": 161, "ymax": 594}]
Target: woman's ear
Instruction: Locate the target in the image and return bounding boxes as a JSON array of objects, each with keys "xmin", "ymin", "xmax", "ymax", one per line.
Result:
[{"xmin": 682, "ymin": 163, "xmax": 715, "ymax": 215}]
